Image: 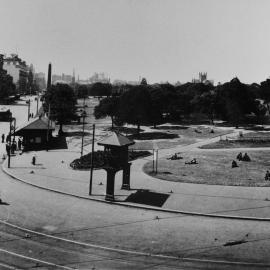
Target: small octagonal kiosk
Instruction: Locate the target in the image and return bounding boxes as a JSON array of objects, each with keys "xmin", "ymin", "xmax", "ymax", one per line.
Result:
[{"xmin": 98, "ymin": 132, "xmax": 135, "ymax": 201}]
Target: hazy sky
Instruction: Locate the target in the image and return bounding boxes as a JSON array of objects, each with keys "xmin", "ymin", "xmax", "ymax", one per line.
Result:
[{"xmin": 1, "ymin": 0, "xmax": 270, "ymax": 84}]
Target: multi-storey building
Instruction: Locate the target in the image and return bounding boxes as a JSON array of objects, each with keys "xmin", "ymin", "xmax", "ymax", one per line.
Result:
[
  {"xmin": 35, "ymin": 72, "xmax": 46, "ymax": 91},
  {"xmin": 89, "ymin": 72, "xmax": 110, "ymax": 84},
  {"xmin": 3, "ymin": 54, "xmax": 29, "ymax": 93}
]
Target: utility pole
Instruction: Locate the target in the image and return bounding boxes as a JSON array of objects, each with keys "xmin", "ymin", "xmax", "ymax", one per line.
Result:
[
  {"xmin": 46, "ymin": 104, "xmax": 51, "ymax": 151},
  {"xmin": 80, "ymin": 111, "xmax": 86, "ymax": 157},
  {"xmin": 89, "ymin": 124, "xmax": 95, "ymax": 195},
  {"xmin": 8, "ymin": 117, "xmax": 15, "ymax": 168},
  {"xmin": 36, "ymin": 95, "xmax": 39, "ymax": 116},
  {"xmin": 12, "ymin": 118, "xmax": 16, "ymax": 142},
  {"xmin": 27, "ymin": 99, "xmax": 30, "ymax": 121}
]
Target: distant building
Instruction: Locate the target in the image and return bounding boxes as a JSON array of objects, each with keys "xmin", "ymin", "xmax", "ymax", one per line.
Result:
[
  {"xmin": 112, "ymin": 79, "xmax": 140, "ymax": 86},
  {"xmin": 3, "ymin": 54, "xmax": 30, "ymax": 93},
  {"xmin": 35, "ymin": 72, "xmax": 46, "ymax": 91},
  {"xmin": 52, "ymin": 73, "xmax": 73, "ymax": 85},
  {"xmin": 89, "ymin": 72, "xmax": 110, "ymax": 84},
  {"xmin": 192, "ymin": 72, "xmax": 214, "ymax": 85}
]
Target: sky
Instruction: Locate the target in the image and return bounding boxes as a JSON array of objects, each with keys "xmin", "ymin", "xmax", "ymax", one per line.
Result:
[{"xmin": 1, "ymin": 0, "xmax": 270, "ymax": 84}]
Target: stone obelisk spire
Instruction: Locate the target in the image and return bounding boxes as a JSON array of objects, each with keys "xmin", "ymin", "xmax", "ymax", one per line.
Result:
[{"xmin": 47, "ymin": 62, "xmax": 52, "ymax": 91}]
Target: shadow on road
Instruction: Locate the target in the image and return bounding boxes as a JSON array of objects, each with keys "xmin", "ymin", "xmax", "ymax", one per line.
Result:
[{"xmin": 125, "ymin": 189, "xmax": 170, "ymax": 207}]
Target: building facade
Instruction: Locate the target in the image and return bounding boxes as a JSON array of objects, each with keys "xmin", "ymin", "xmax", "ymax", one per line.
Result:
[{"xmin": 3, "ymin": 54, "xmax": 29, "ymax": 93}]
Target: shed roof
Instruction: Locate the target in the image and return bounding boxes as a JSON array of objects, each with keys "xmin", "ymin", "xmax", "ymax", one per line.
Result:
[
  {"xmin": 15, "ymin": 117, "xmax": 55, "ymax": 134},
  {"xmin": 98, "ymin": 132, "xmax": 134, "ymax": 147}
]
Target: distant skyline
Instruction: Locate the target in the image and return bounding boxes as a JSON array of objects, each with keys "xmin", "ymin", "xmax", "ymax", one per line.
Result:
[{"xmin": 1, "ymin": 0, "xmax": 270, "ymax": 84}]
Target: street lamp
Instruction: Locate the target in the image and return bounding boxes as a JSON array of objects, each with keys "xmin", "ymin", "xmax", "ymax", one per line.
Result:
[
  {"xmin": 36, "ymin": 95, "xmax": 39, "ymax": 116},
  {"xmin": 8, "ymin": 117, "xmax": 16, "ymax": 168},
  {"xmin": 80, "ymin": 110, "xmax": 87, "ymax": 157},
  {"xmin": 27, "ymin": 99, "xmax": 30, "ymax": 121}
]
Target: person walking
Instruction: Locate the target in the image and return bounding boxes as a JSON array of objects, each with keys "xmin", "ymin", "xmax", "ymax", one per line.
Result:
[
  {"xmin": 18, "ymin": 138, "xmax": 22, "ymax": 151},
  {"xmin": 1, "ymin": 134, "xmax": 5, "ymax": 143}
]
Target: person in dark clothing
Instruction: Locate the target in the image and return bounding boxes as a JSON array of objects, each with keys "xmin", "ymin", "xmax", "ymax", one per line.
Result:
[
  {"xmin": 232, "ymin": 160, "xmax": 238, "ymax": 168},
  {"xmin": 6, "ymin": 143, "xmax": 10, "ymax": 156},
  {"xmin": 32, "ymin": 155, "xmax": 36, "ymax": 165},
  {"xmin": 265, "ymin": 170, "xmax": 270, "ymax": 181},
  {"xmin": 242, "ymin": 153, "xmax": 251, "ymax": 162},
  {"xmin": 18, "ymin": 139, "xmax": 22, "ymax": 151},
  {"xmin": 236, "ymin": 152, "xmax": 243, "ymax": 161},
  {"xmin": 1, "ymin": 134, "xmax": 5, "ymax": 143}
]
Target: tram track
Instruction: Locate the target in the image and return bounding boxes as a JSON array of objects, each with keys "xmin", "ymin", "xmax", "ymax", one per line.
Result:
[{"xmin": 0, "ymin": 219, "xmax": 269, "ymax": 269}]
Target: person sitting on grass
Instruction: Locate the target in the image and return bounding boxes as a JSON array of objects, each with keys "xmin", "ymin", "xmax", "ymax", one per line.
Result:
[
  {"xmin": 265, "ymin": 170, "xmax": 270, "ymax": 181},
  {"xmin": 232, "ymin": 160, "xmax": 238, "ymax": 168},
  {"xmin": 167, "ymin": 153, "xmax": 183, "ymax": 160},
  {"xmin": 236, "ymin": 152, "xmax": 243, "ymax": 161},
  {"xmin": 242, "ymin": 153, "xmax": 251, "ymax": 162},
  {"xmin": 185, "ymin": 158, "xmax": 198, "ymax": 165}
]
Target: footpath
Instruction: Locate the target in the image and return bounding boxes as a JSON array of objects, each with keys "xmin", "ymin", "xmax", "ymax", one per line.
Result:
[{"xmin": 3, "ymin": 128, "xmax": 270, "ymax": 220}]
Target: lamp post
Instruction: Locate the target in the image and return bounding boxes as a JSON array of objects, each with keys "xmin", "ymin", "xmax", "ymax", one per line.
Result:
[
  {"xmin": 89, "ymin": 124, "xmax": 95, "ymax": 195},
  {"xmin": 27, "ymin": 99, "xmax": 30, "ymax": 121},
  {"xmin": 36, "ymin": 95, "xmax": 39, "ymax": 116},
  {"xmin": 8, "ymin": 117, "xmax": 16, "ymax": 168},
  {"xmin": 80, "ymin": 110, "xmax": 87, "ymax": 157}
]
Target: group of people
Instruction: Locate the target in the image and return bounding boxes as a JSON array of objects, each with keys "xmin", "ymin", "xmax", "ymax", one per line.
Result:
[
  {"xmin": 3, "ymin": 133, "xmax": 23, "ymax": 156},
  {"xmin": 236, "ymin": 152, "xmax": 251, "ymax": 162},
  {"xmin": 185, "ymin": 158, "xmax": 198, "ymax": 165},
  {"xmin": 265, "ymin": 170, "xmax": 270, "ymax": 181},
  {"xmin": 232, "ymin": 152, "xmax": 251, "ymax": 168},
  {"xmin": 167, "ymin": 153, "xmax": 183, "ymax": 160},
  {"xmin": 29, "ymin": 113, "xmax": 34, "ymax": 118}
]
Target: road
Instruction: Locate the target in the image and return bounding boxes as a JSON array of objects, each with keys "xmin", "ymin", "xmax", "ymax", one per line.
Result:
[{"xmin": 1, "ymin": 163, "xmax": 270, "ymax": 269}]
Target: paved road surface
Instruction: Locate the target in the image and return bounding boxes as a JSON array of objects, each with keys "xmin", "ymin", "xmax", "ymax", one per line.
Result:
[{"xmin": 1, "ymin": 161, "xmax": 270, "ymax": 269}]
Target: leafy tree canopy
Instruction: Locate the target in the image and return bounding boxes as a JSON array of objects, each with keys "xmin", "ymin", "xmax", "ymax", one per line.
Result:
[{"xmin": 44, "ymin": 83, "xmax": 77, "ymax": 135}]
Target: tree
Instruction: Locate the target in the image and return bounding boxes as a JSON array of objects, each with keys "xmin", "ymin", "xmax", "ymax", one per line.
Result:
[
  {"xmin": 214, "ymin": 78, "xmax": 256, "ymax": 126},
  {"xmin": 118, "ymin": 85, "xmax": 152, "ymax": 134},
  {"xmin": 89, "ymin": 82, "xmax": 112, "ymax": 97},
  {"xmin": 0, "ymin": 72, "xmax": 16, "ymax": 101},
  {"xmin": 44, "ymin": 83, "xmax": 77, "ymax": 135},
  {"xmin": 191, "ymin": 90, "xmax": 217, "ymax": 124},
  {"xmin": 94, "ymin": 96, "xmax": 119, "ymax": 128},
  {"xmin": 77, "ymin": 85, "xmax": 88, "ymax": 98},
  {"xmin": 260, "ymin": 79, "xmax": 270, "ymax": 113}
]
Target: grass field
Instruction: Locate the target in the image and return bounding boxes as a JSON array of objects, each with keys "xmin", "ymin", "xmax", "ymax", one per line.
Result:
[
  {"xmin": 201, "ymin": 132, "xmax": 270, "ymax": 149},
  {"xmin": 143, "ymin": 150, "xmax": 270, "ymax": 187},
  {"xmin": 130, "ymin": 137, "xmax": 196, "ymax": 150},
  {"xmin": 153, "ymin": 125, "xmax": 233, "ymax": 139}
]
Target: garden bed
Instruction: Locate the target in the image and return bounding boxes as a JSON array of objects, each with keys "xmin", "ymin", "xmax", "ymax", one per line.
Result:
[
  {"xmin": 129, "ymin": 132, "xmax": 179, "ymax": 140},
  {"xmin": 70, "ymin": 150, "xmax": 152, "ymax": 170}
]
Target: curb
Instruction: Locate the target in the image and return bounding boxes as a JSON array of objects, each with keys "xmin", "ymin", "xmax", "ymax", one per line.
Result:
[{"xmin": 3, "ymin": 159, "xmax": 270, "ymax": 222}]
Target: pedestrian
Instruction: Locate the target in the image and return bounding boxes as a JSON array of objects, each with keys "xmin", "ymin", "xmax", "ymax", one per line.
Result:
[
  {"xmin": 18, "ymin": 138, "xmax": 22, "ymax": 151},
  {"xmin": 6, "ymin": 134, "xmax": 10, "ymax": 143},
  {"xmin": 1, "ymin": 134, "xmax": 5, "ymax": 143},
  {"xmin": 265, "ymin": 170, "xmax": 270, "ymax": 181},
  {"xmin": 6, "ymin": 143, "xmax": 10, "ymax": 156},
  {"xmin": 232, "ymin": 160, "xmax": 238, "ymax": 168},
  {"xmin": 242, "ymin": 153, "xmax": 251, "ymax": 162},
  {"xmin": 236, "ymin": 152, "xmax": 242, "ymax": 161},
  {"xmin": 32, "ymin": 155, "xmax": 36, "ymax": 165}
]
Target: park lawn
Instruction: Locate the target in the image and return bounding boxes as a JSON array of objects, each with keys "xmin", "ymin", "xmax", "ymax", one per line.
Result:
[
  {"xmin": 153, "ymin": 125, "xmax": 233, "ymax": 139},
  {"xmin": 201, "ymin": 132, "xmax": 270, "ymax": 149},
  {"xmin": 130, "ymin": 138, "xmax": 196, "ymax": 150},
  {"xmin": 200, "ymin": 140, "xmax": 270, "ymax": 149},
  {"xmin": 143, "ymin": 150, "xmax": 270, "ymax": 187}
]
